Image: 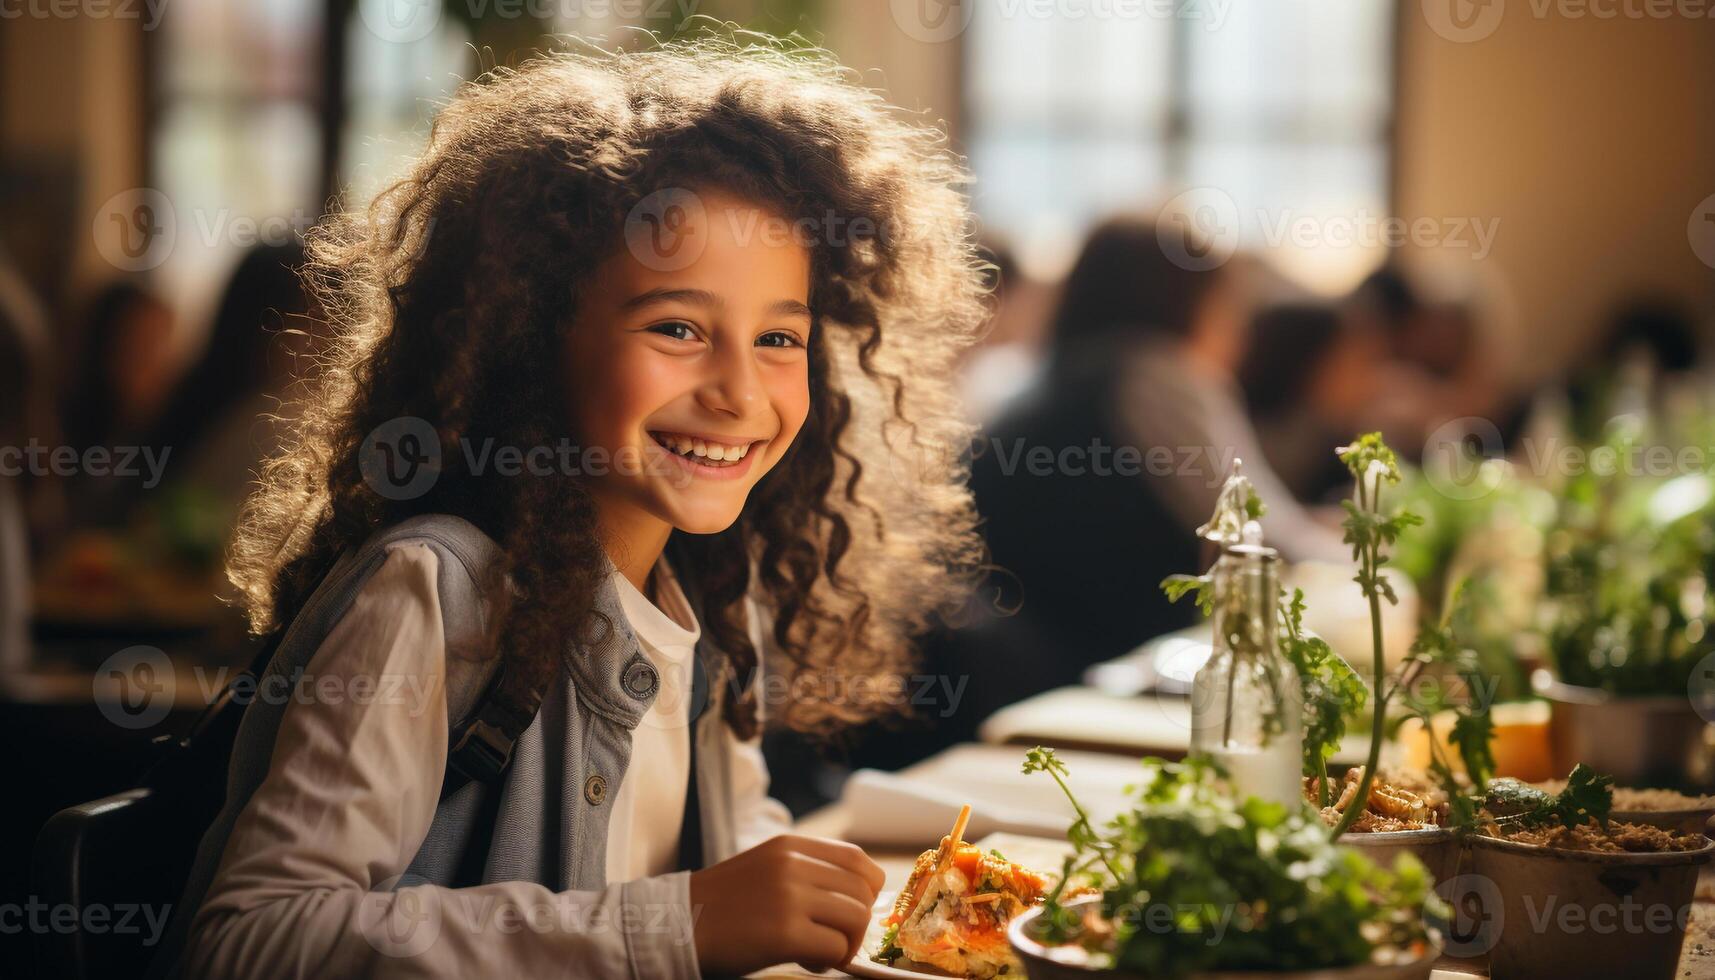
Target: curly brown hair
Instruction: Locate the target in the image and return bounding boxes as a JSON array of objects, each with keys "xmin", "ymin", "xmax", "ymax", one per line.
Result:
[{"xmin": 226, "ymin": 36, "xmax": 988, "ymax": 738}]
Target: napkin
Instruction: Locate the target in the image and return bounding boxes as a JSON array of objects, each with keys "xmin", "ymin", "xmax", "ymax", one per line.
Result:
[{"xmin": 835, "ymin": 768, "xmax": 1070, "ymax": 847}]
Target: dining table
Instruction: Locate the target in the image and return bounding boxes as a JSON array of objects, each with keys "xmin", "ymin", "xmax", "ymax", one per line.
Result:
[{"xmin": 757, "ymin": 741, "xmax": 1715, "ymax": 980}]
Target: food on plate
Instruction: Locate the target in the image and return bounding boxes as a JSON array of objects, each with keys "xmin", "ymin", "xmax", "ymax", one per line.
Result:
[{"xmin": 871, "ymin": 805, "xmax": 1072, "ymax": 978}]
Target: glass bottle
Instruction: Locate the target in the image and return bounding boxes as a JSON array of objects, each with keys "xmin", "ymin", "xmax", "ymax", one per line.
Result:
[{"xmin": 1189, "ymin": 467, "xmax": 1303, "ymax": 809}]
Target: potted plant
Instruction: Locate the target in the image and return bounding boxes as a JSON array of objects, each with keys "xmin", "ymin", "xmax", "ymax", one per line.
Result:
[
  {"xmin": 1010, "ymin": 749, "xmax": 1440, "ymax": 979},
  {"xmin": 1165, "ymin": 434, "xmax": 1487, "ymax": 881},
  {"xmin": 1535, "ymin": 423, "xmax": 1715, "ymax": 787},
  {"xmin": 1465, "ymin": 767, "xmax": 1715, "ymax": 980}
]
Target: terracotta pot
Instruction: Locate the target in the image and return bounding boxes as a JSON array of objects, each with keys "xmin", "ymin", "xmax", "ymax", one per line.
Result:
[
  {"xmin": 1610, "ymin": 805, "xmax": 1715, "ymax": 837},
  {"xmin": 1534, "ymin": 674, "xmax": 1714, "ymax": 788},
  {"xmin": 1006, "ymin": 896, "xmax": 1435, "ymax": 980},
  {"xmin": 1338, "ymin": 827, "xmax": 1457, "ymax": 883},
  {"xmin": 1466, "ymin": 833, "xmax": 1715, "ymax": 980}
]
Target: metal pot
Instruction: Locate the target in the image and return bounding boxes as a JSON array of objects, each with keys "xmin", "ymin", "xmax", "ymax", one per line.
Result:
[
  {"xmin": 1466, "ymin": 832, "xmax": 1715, "ymax": 980},
  {"xmin": 1533, "ymin": 673, "xmax": 1715, "ymax": 789},
  {"xmin": 1338, "ymin": 827, "xmax": 1457, "ymax": 883},
  {"xmin": 1006, "ymin": 895, "xmax": 1436, "ymax": 980}
]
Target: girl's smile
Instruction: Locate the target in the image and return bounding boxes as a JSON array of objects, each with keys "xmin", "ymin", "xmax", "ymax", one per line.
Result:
[{"xmin": 646, "ymin": 430, "xmax": 768, "ymax": 480}]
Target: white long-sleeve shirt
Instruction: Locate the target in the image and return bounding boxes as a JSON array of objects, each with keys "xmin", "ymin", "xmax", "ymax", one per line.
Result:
[{"xmin": 184, "ymin": 542, "xmax": 791, "ymax": 978}]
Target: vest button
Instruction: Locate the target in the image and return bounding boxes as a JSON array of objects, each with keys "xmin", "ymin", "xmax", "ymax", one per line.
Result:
[
  {"xmin": 622, "ymin": 660, "xmax": 659, "ymax": 700},
  {"xmin": 584, "ymin": 773, "xmax": 607, "ymax": 805}
]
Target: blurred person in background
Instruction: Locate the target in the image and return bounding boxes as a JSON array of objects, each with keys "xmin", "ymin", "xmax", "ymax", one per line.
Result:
[
  {"xmin": 140, "ymin": 240, "xmax": 322, "ymax": 535},
  {"xmin": 941, "ymin": 215, "xmax": 1348, "ymax": 737},
  {"xmin": 0, "ymin": 243, "xmax": 51, "ymax": 670},
  {"xmin": 1561, "ymin": 297, "xmax": 1706, "ymax": 443},
  {"xmin": 1240, "ymin": 302, "xmax": 1389, "ymax": 504},
  {"xmin": 58, "ymin": 279, "xmax": 177, "ymax": 527},
  {"xmin": 1343, "ymin": 261, "xmax": 1505, "ymax": 456}
]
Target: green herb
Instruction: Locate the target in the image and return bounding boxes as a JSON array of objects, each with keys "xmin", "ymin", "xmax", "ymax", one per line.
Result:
[
  {"xmin": 1392, "ymin": 581, "xmax": 1496, "ymax": 829},
  {"xmin": 1280, "ymin": 587, "xmax": 1368, "ymax": 806},
  {"xmin": 1485, "ymin": 765, "xmax": 1614, "ymax": 831},
  {"xmin": 1023, "ymin": 747, "xmax": 1125, "ymax": 882},
  {"xmin": 872, "ymin": 923, "xmax": 902, "ymax": 964},
  {"xmin": 1543, "ymin": 423, "xmax": 1715, "ymax": 696},
  {"xmin": 1022, "ymin": 747, "xmax": 1437, "ymax": 979},
  {"xmin": 1331, "ymin": 434, "xmax": 1423, "ymax": 837}
]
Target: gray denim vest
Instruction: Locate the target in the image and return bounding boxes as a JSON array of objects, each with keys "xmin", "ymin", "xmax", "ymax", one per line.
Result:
[{"xmin": 156, "ymin": 513, "xmax": 742, "ymax": 974}]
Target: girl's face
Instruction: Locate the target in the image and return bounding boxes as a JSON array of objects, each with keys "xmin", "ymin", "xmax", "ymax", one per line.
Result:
[{"xmin": 565, "ymin": 188, "xmax": 813, "ymax": 541}]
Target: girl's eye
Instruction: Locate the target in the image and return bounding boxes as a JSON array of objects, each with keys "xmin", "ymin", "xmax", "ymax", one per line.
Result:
[
  {"xmin": 647, "ymin": 321, "xmax": 698, "ymax": 342},
  {"xmin": 756, "ymin": 331, "xmax": 804, "ymax": 349}
]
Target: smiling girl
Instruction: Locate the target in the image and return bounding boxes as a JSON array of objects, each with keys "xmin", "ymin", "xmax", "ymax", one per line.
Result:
[{"xmin": 157, "ymin": 37, "xmax": 986, "ymax": 979}]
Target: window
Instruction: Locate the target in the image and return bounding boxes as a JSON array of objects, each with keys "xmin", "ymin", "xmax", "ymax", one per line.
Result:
[
  {"xmin": 964, "ymin": 0, "xmax": 1395, "ymax": 290},
  {"xmin": 150, "ymin": 0, "xmax": 324, "ymax": 331}
]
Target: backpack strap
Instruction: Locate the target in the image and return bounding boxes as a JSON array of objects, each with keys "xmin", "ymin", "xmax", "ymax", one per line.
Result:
[{"xmin": 444, "ymin": 655, "xmax": 547, "ymax": 791}]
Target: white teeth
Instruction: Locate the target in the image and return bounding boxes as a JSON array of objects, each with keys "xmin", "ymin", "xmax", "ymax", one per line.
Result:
[{"xmin": 654, "ymin": 432, "xmax": 751, "ymax": 464}]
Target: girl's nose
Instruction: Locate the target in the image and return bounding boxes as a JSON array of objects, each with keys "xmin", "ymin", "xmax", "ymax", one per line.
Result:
[{"xmin": 696, "ymin": 342, "xmax": 764, "ymax": 418}]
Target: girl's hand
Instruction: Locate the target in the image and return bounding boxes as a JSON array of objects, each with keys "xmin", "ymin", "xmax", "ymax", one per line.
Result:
[{"xmin": 688, "ymin": 834, "xmax": 886, "ymax": 975}]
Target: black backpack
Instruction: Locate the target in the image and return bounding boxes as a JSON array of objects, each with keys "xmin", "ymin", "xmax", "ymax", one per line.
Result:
[{"xmin": 29, "ymin": 629, "xmax": 546, "ymax": 980}]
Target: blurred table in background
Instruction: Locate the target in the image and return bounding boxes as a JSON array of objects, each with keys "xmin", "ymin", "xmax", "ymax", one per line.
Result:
[{"xmin": 976, "ymin": 625, "xmax": 1373, "ymax": 764}]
